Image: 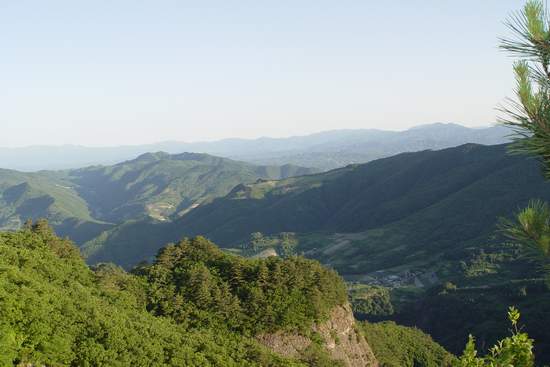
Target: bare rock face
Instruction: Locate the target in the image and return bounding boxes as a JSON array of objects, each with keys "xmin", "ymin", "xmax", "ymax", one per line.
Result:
[
  {"xmin": 257, "ymin": 303, "xmax": 378, "ymax": 367},
  {"xmin": 256, "ymin": 333, "xmax": 311, "ymax": 358},
  {"xmin": 314, "ymin": 303, "xmax": 378, "ymax": 366}
]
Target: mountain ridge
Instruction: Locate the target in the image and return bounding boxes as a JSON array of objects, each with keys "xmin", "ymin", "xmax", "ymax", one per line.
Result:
[
  {"xmin": 0, "ymin": 123, "xmax": 511, "ymax": 171},
  {"xmin": 0, "ymin": 152, "xmax": 316, "ymax": 244}
]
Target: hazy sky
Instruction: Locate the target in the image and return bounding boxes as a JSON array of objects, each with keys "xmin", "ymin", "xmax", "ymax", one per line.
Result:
[{"xmin": 1, "ymin": 0, "xmax": 524, "ymax": 147}]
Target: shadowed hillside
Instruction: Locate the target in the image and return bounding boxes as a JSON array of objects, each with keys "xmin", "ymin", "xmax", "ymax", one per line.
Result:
[
  {"xmin": 83, "ymin": 143, "xmax": 550, "ymax": 269},
  {"xmin": 63, "ymin": 152, "xmax": 316, "ymax": 222},
  {"xmin": 0, "ymin": 153, "xmax": 315, "ymax": 244}
]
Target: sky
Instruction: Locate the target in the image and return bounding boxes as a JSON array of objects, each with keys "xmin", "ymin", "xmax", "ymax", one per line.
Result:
[{"xmin": 0, "ymin": 0, "xmax": 525, "ymax": 147}]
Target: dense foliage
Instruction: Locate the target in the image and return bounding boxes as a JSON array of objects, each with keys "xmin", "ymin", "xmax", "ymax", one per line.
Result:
[
  {"xmin": 395, "ymin": 278, "xmax": 550, "ymax": 364},
  {"xmin": 359, "ymin": 321, "xmax": 455, "ymax": 367},
  {"xmin": 500, "ymin": 1, "xmax": 550, "ymax": 179},
  {"xmin": 501, "ymin": 200, "xmax": 550, "ymax": 286},
  {"xmin": 348, "ymin": 284, "xmax": 394, "ymax": 319},
  {"xmin": 456, "ymin": 308, "xmax": 534, "ymax": 366},
  {"xmin": 499, "ymin": 0, "xmax": 550, "ymax": 283},
  {"xmin": 241, "ymin": 232, "xmax": 299, "ymax": 258},
  {"xmin": 0, "ymin": 223, "xmax": 345, "ymax": 366},
  {"xmin": 447, "ymin": 2, "xmax": 550, "ymax": 364},
  {"xmin": 134, "ymin": 236, "xmax": 348, "ymax": 334}
]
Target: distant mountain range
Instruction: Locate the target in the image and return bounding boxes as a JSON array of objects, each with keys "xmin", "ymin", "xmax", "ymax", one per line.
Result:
[
  {"xmin": 0, "ymin": 123, "xmax": 511, "ymax": 171},
  {"xmin": 0, "ymin": 153, "xmax": 315, "ymax": 243}
]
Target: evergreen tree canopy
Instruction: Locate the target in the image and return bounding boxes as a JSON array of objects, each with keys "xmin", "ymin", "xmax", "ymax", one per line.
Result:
[
  {"xmin": 134, "ymin": 236, "xmax": 348, "ymax": 335},
  {"xmin": 501, "ymin": 0, "xmax": 550, "ymax": 178},
  {"xmin": 500, "ymin": 0, "xmax": 550, "ymax": 285},
  {"xmin": 0, "ymin": 224, "xmax": 320, "ymax": 366}
]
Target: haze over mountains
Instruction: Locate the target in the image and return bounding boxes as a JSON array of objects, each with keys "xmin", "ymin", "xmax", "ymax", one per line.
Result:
[{"xmin": 1, "ymin": 123, "xmax": 511, "ymax": 171}]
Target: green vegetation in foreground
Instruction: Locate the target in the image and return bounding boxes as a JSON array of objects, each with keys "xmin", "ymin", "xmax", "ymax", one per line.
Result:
[
  {"xmin": 359, "ymin": 321, "xmax": 455, "ymax": 367},
  {"xmin": 2, "ymin": 219, "xmax": 376, "ymax": 366},
  {"xmin": 393, "ymin": 277, "xmax": 550, "ymax": 364},
  {"xmin": 133, "ymin": 235, "xmax": 348, "ymax": 334},
  {"xmin": 0, "ymin": 221, "xmax": 465, "ymax": 366},
  {"xmin": 456, "ymin": 307, "xmax": 535, "ymax": 366},
  {"xmin": 447, "ymin": 1, "xmax": 550, "ymax": 365},
  {"xmin": 0, "ymin": 222, "xmax": 350, "ymax": 366}
]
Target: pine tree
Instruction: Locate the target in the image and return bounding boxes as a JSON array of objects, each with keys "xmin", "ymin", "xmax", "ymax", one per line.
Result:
[
  {"xmin": 188, "ymin": 265, "xmax": 212, "ymax": 308},
  {"xmin": 457, "ymin": 2, "xmax": 550, "ymax": 364},
  {"xmin": 230, "ymin": 260, "xmax": 245, "ymax": 291},
  {"xmin": 500, "ymin": 0, "xmax": 550, "ymax": 179},
  {"xmin": 256, "ymin": 262, "xmax": 269, "ymax": 288},
  {"xmin": 499, "ymin": 0, "xmax": 550, "ymax": 285}
]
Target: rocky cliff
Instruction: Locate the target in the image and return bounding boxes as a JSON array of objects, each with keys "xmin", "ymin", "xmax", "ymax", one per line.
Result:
[{"xmin": 257, "ymin": 303, "xmax": 378, "ymax": 367}]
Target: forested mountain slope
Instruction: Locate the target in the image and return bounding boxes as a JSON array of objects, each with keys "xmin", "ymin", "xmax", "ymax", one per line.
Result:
[
  {"xmin": 84, "ymin": 143, "xmax": 550, "ymax": 268},
  {"xmin": 0, "ymin": 168, "xmax": 112, "ymax": 243},
  {"xmin": 0, "ymin": 223, "xmax": 384, "ymax": 367},
  {"xmin": 62, "ymin": 152, "xmax": 315, "ymax": 222},
  {"xmin": 0, "ymin": 152, "xmax": 314, "ymax": 244}
]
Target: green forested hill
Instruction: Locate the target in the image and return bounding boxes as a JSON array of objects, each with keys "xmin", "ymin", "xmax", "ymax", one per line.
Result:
[
  {"xmin": 0, "ymin": 222, "xmax": 455, "ymax": 366},
  {"xmin": 178, "ymin": 143, "xmax": 550, "ymax": 245},
  {"xmin": 0, "ymin": 223, "xmax": 342, "ymax": 366},
  {"xmin": 3, "ymin": 144, "xmax": 546, "ymax": 363},
  {"xmin": 63, "ymin": 152, "xmax": 316, "ymax": 222},
  {"xmin": 0, "ymin": 169, "xmax": 113, "ymax": 243},
  {"xmin": 84, "ymin": 143, "xmax": 550, "ymax": 269},
  {"xmin": 0, "ymin": 169, "xmax": 91, "ymax": 226},
  {"xmin": 359, "ymin": 321, "xmax": 455, "ymax": 367},
  {"xmin": 0, "ymin": 152, "xmax": 315, "ymax": 244}
]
